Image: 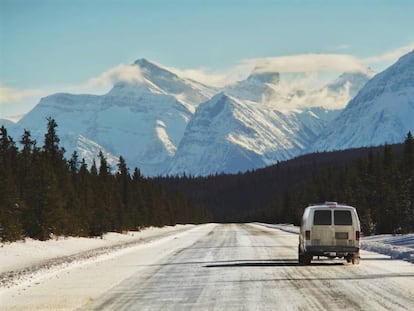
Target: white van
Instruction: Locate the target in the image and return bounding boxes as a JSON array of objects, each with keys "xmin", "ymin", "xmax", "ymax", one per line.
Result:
[{"xmin": 298, "ymin": 202, "xmax": 361, "ymax": 265}]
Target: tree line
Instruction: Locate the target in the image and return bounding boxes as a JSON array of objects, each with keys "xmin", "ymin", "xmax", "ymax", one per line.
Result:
[
  {"xmin": 1, "ymin": 117, "xmax": 413, "ymax": 242},
  {"xmin": 0, "ymin": 118, "xmax": 208, "ymax": 242},
  {"xmin": 155, "ymin": 133, "xmax": 414, "ymax": 235}
]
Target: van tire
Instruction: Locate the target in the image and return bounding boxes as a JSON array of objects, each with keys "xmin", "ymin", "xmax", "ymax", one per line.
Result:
[
  {"xmin": 298, "ymin": 245, "xmax": 312, "ymax": 265},
  {"xmin": 352, "ymin": 252, "xmax": 360, "ymax": 265},
  {"xmin": 298, "ymin": 245, "xmax": 304, "ymax": 264},
  {"xmin": 303, "ymin": 253, "xmax": 312, "ymax": 265}
]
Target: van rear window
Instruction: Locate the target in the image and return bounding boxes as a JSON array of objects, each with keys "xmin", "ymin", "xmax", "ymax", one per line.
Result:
[
  {"xmin": 334, "ymin": 210, "xmax": 353, "ymax": 225},
  {"xmin": 313, "ymin": 210, "xmax": 331, "ymax": 225}
]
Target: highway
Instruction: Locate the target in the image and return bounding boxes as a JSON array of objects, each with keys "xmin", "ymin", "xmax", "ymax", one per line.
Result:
[{"xmin": 80, "ymin": 224, "xmax": 414, "ymax": 311}]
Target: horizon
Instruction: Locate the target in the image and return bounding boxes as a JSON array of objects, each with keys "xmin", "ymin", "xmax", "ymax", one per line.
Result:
[{"xmin": 1, "ymin": 0, "xmax": 414, "ymax": 119}]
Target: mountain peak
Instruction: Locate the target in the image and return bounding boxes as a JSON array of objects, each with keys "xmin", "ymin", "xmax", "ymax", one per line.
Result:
[
  {"xmin": 133, "ymin": 58, "xmax": 174, "ymax": 76},
  {"xmin": 313, "ymin": 49, "xmax": 414, "ymax": 151},
  {"xmin": 134, "ymin": 58, "xmax": 156, "ymax": 67},
  {"xmin": 224, "ymin": 69, "xmax": 280, "ymax": 102},
  {"xmin": 247, "ymin": 69, "xmax": 280, "ymax": 84},
  {"xmin": 207, "ymin": 92, "xmax": 231, "ymax": 107},
  {"xmin": 213, "ymin": 91, "xmax": 231, "ymax": 101},
  {"xmin": 210, "ymin": 92, "xmax": 240, "ymax": 106},
  {"xmin": 346, "ymin": 49, "xmax": 414, "ymax": 109},
  {"xmin": 397, "ymin": 49, "xmax": 414, "ymax": 64},
  {"xmin": 325, "ymin": 71, "xmax": 372, "ymax": 98}
]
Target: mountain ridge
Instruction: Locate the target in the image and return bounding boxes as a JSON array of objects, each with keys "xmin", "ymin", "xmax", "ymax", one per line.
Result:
[
  {"xmin": 313, "ymin": 50, "xmax": 414, "ymax": 151},
  {"xmin": 4, "ymin": 53, "xmax": 412, "ymax": 176}
]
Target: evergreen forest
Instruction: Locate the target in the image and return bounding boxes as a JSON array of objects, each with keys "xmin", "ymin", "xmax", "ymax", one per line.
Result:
[
  {"xmin": 1, "ymin": 118, "xmax": 413, "ymax": 242},
  {"xmin": 155, "ymin": 132, "xmax": 414, "ymax": 236},
  {"xmin": 0, "ymin": 118, "xmax": 207, "ymax": 242}
]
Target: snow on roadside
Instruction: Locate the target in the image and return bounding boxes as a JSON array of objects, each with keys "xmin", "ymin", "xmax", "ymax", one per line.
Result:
[
  {"xmin": 256, "ymin": 223, "xmax": 414, "ymax": 264},
  {"xmin": 361, "ymin": 234, "xmax": 414, "ymax": 264},
  {"xmin": 0, "ymin": 225, "xmax": 195, "ymax": 288},
  {"xmin": 0, "ymin": 224, "xmax": 216, "ymax": 311},
  {"xmin": 1, "ymin": 222, "xmax": 413, "ymax": 292}
]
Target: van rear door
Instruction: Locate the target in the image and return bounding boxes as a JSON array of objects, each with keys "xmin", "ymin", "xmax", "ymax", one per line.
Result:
[
  {"xmin": 333, "ymin": 210, "xmax": 355, "ymax": 247},
  {"xmin": 311, "ymin": 209, "xmax": 334, "ymax": 246}
]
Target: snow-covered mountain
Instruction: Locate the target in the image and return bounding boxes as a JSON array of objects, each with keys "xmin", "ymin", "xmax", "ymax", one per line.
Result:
[
  {"xmin": 133, "ymin": 58, "xmax": 216, "ymax": 111},
  {"xmin": 313, "ymin": 50, "xmax": 414, "ymax": 151},
  {"xmin": 0, "ymin": 118, "xmax": 16, "ymax": 129},
  {"xmin": 10, "ymin": 59, "xmax": 217, "ymax": 175},
  {"xmin": 165, "ymin": 69, "xmax": 370, "ymax": 176},
  {"xmin": 7, "ymin": 53, "xmax": 401, "ymax": 177},
  {"xmin": 225, "ymin": 68, "xmax": 372, "ymax": 110},
  {"xmin": 13, "ymin": 89, "xmax": 193, "ymax": 174},
  {"xmin": 325, "ymin": 71, "xmax": 374, "ymax": 98},
  {"xmin": 224, "ymin": 70, "xmax": 280, "ymax": 102},
  {"xmin": 166, "ymin": 93, "xmax": 340, "ymax": 176}
]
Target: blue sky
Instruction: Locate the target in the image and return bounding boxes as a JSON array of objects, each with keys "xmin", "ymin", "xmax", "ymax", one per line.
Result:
[{"xmin": 1, "ymin": 0, "xmax": 414, "ymax": 118}]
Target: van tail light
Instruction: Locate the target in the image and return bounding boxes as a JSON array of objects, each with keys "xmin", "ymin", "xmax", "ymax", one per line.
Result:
[
  {"xmin": 356, "ymin": 231, "xmax": 360, "ymax": 241},
  {"xmin": 305, "ymin": 230, "xmax": 311, "ymax": 240}
]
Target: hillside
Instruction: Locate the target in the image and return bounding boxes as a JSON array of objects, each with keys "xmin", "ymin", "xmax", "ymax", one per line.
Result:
[{"xmin": 155, "ymin": 134, "xmax": 413, "ymax": 234}]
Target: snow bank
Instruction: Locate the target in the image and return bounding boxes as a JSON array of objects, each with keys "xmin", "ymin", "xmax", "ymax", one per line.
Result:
[
  {"xmin": 0, "ymin": 224, "xmax": 215, "ymax": 311},
  {"xmin": 257, "ymin": 223, "xmax": 414, "ymax": 264},
  {"xmin": 361, "ymin": 234, "xmax": 414, "ymax": 263},
  {"xmin": 0, "ymin": 225, "xmax": 194, "ymax": 280}
]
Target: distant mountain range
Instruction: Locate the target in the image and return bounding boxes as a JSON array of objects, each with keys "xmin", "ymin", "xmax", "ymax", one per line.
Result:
[
  {"xmin": 2, "ymin": 50, "xmax": 413, "ymax": 176},
  {"xmin": 312, "ymin": 50, "xmax": 414, "ymax": 151}
]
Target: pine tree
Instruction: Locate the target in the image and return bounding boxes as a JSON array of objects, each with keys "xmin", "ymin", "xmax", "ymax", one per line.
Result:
[
  {"xmin": 76, "ymin": 159, "xmax": 93, "ymax": 235},
  {"xmin": 18, "ymin": 120, "xmax": 68, "ymax": 239},
  {"xmin": 43, "ymin": 117, "xmax": 65, "ymax": 164},
  {"xmin": 69, "ymin": 151, "xmax": 80, "ymax": 176},
  {"xmin": 400, "ymin": 132, "xmax": 414, "ymax": 232},
  {"xmin": 98, "ymin": 150, "xmax": 110, "ymax": 177},
  {"xmin": 90, "ymin": 160, "xmax": 98, "ymax": 176},
  {"xmin": 131, "ymin": 167, "xmax": 144, "ymax": 228},
  {"xmin": 402, "ymin": 131, "xmax": 414, "ymax": 176},
  {"xmin": 0, "ymin": 126, "xmax": 22, "ymax": 241},
  {"xmin": 116, "ymin": 156, "xmax": 132, "ymax": 229},
  {"xmin": 0, "ymin": 126, "xmax": 16, "ymax": 157},
  {"xmin": 383, "ymin": 144, "xmax": 397, "ymax": 174},
  {"xmin": 360, "ymin": 208, "xmax": 376, "ymax": 235},
  {"xmin": 19, "ymin": 130, "xmax": 38, "ymax": 190},
  {"xmin": 96, "ymin": 151, "xmax": 116, "ymax": 232}
]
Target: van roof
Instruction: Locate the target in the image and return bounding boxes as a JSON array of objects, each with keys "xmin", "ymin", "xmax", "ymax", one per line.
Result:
[{"xmin": 307, "ymin": 202, "xmax": 355, "ymax": 209}]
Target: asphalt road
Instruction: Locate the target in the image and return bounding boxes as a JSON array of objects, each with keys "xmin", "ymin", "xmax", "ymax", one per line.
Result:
[{"xmin": 80, "ymin": 224, "xmax": 414, "ymax": 311}]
